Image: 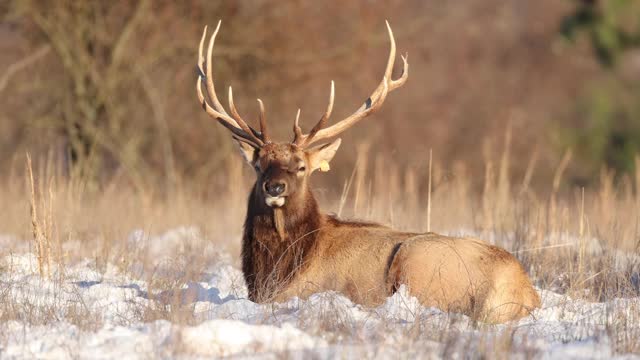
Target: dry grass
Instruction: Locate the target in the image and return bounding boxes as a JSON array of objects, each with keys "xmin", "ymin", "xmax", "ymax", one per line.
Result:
[{"xmin": 0, "ymin": 145, "xmax": 639, "ymax": 356}]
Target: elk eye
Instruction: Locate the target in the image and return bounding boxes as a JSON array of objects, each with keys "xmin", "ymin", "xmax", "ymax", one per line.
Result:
[{"xmin": 298, "ymin": 166, "xmax": 306, "ymax": 173}]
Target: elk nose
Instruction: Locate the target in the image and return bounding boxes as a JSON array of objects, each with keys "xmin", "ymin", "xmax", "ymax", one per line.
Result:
[{"xmin": 265, "ymin": 181, "xmax": 286, "ymax": 197}]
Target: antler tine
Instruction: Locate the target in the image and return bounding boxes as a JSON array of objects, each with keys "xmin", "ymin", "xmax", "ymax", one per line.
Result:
[
  {"xmin": 228, "ymin": 87, "xmax": 264, "ymax": 145},
  {"xmin": 197, "ymin": 25, "xmax": 207, "ymax": 76},
  {"xmin": 197, "ymin": 79, "xmax": 262, "ymax": 147},
  {"xmin": 204, "ymin": 21, "xmax": 229, "ymax": 117},
  {"xmin": 297, "ymin": 81, "xmax": 335, "ymax": 147},
  {"xmin": 257, "ymin": 99, "xmax": 270, "ymax": 143},
  {"xmin": 298, "ymin": 21, "xmax": 409, "ymax": 148},
  {"xmin": 292, "ymin": 109, "xmax": 303, "ymax": 145},
  {"xmin": 196, "ymin": 21, "xmax": 263, "ymax": 148},
  {"xmin": 390, "ymin": 53, "xmax": 409, "ymax": 90}
]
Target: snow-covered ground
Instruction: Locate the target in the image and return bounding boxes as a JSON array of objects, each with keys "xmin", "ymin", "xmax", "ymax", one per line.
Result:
[{"xmin": 0, "ymin": 229, "xmax": 639, "ymax": 359}]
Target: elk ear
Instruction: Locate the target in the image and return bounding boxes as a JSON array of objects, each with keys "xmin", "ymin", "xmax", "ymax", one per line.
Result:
[
  {"xmin": 307, "ymin": 138, "xmax": 342, "ymax": 173},
  {"xmin": 235, "ymin": 140, "xmax": 259, "ymax": 166}
]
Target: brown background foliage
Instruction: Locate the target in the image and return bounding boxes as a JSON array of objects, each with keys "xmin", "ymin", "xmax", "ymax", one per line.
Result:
[{"xmin": 0, "ymin": 1, "xmax": 615, "ymax": 196}]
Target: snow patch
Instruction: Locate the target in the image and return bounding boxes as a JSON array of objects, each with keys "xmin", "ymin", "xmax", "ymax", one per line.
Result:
[{"xmin": 0, "ymin": 228, "xmax": 639, "ymax": 358}]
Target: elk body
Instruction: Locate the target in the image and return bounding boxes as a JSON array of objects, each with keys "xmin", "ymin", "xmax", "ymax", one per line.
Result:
[{"xmin": 196, "ymin": 21, "xmax": 540, "ymax": 323}]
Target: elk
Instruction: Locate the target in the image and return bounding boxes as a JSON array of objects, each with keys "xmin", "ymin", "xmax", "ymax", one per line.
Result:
[{"xmin": 195, "ymin": 21, "xmax": 540, "ymax": 323}]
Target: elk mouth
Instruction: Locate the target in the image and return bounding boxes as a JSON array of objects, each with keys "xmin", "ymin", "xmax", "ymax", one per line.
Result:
[{"xmin": 265, "ymin": 196, "xmax": 285, "ymax": 208}]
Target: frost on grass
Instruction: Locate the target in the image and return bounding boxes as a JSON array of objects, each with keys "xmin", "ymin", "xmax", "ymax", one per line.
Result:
[{"xmin": 0, "ymin": 228, "xmax": 639, "ymax": 359}]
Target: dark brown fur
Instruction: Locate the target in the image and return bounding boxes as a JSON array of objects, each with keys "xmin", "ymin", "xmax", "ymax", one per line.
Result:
[{"xmin": 242, "ymin": 185, "xmax": 323, "ymax": 302}]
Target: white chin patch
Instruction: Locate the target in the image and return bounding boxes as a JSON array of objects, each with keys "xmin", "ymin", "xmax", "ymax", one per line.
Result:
[{"xmin": 265, "ymin": 196, "xmax": 285, "ymax": 207}]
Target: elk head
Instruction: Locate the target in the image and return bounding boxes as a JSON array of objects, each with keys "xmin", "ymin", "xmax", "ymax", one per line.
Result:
[{"xmin": 196, "ymin": 20, "xmax": 408, "ymax": 216}]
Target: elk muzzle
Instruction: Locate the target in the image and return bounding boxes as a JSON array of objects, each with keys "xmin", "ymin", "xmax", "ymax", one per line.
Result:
[{"xmin": 263, "ymin": 180, "xmax": 287, "ymax": 207}]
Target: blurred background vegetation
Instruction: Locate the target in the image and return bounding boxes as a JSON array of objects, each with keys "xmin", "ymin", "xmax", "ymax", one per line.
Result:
[
  {"xmin": 1, "ymin": 0, "xmax": 639, "ymax": 197},
  {"xmin": 561, "ymin": 0, "xmax": 640, "ymax": 184}
]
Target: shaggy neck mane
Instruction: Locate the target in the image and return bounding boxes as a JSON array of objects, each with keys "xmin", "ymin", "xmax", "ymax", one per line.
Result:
[{"xmin": 241, "ymin": 183, "xmax": 324, "ymax": 302}]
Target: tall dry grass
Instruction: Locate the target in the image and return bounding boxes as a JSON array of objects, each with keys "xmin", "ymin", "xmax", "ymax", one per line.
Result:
[
  {"xmin": 2, "ymin": 144, "xmax": 639, "ymax": 281},
  {"xmin": 0, "ymin": 142, "xmax": 639, "ymax": 354}
]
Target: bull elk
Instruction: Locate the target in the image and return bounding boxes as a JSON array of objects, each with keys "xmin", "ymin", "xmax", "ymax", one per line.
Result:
[{"xmin": 195, "ymin": 21, "xmax": 540, "ymax": 323}]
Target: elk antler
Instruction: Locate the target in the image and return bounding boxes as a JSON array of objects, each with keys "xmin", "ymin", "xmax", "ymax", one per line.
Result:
[
  {"xmin": 196, "ymin": 21, "xmax": 267, "ymax": 147},
  {"xmin": 293, "ymin": 21, "xmax": 409, "ymax": 148}
]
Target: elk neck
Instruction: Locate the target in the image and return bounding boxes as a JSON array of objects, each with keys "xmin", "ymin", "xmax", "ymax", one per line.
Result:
[
  {"xmin": 244, "ymin": 183, "xmax": 325, "ymax": 243},
  {"xmin": 241, "ymin": 182, "xmax": 325, "ymax": 300}
]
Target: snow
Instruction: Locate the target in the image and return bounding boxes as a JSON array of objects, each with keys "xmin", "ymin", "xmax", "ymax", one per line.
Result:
[{"xmin": 0, "ymin": 229, "xmax": 639, "ymax": 359}]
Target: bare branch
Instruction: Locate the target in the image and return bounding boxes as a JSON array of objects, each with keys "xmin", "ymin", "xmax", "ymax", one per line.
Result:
[{"xmin": 0, "ymin": 45, "xmax": 50, "ymax": 94}]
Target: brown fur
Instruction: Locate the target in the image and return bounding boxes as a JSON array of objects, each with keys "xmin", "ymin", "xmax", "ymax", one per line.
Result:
[
  {"xmin": 242, "ymin": 180, "xmax": 540, "ymax": 322},
  {"xmin": 242, "ymin": 184, "xmax": 322, "ymax": 302},
  {"xmin": 236, "ymin": 144, "xmax": 540, "ymax": 323},
  {"xmin": 386, "ymin": 238, "xmax": 540, "ymax": 323}
]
